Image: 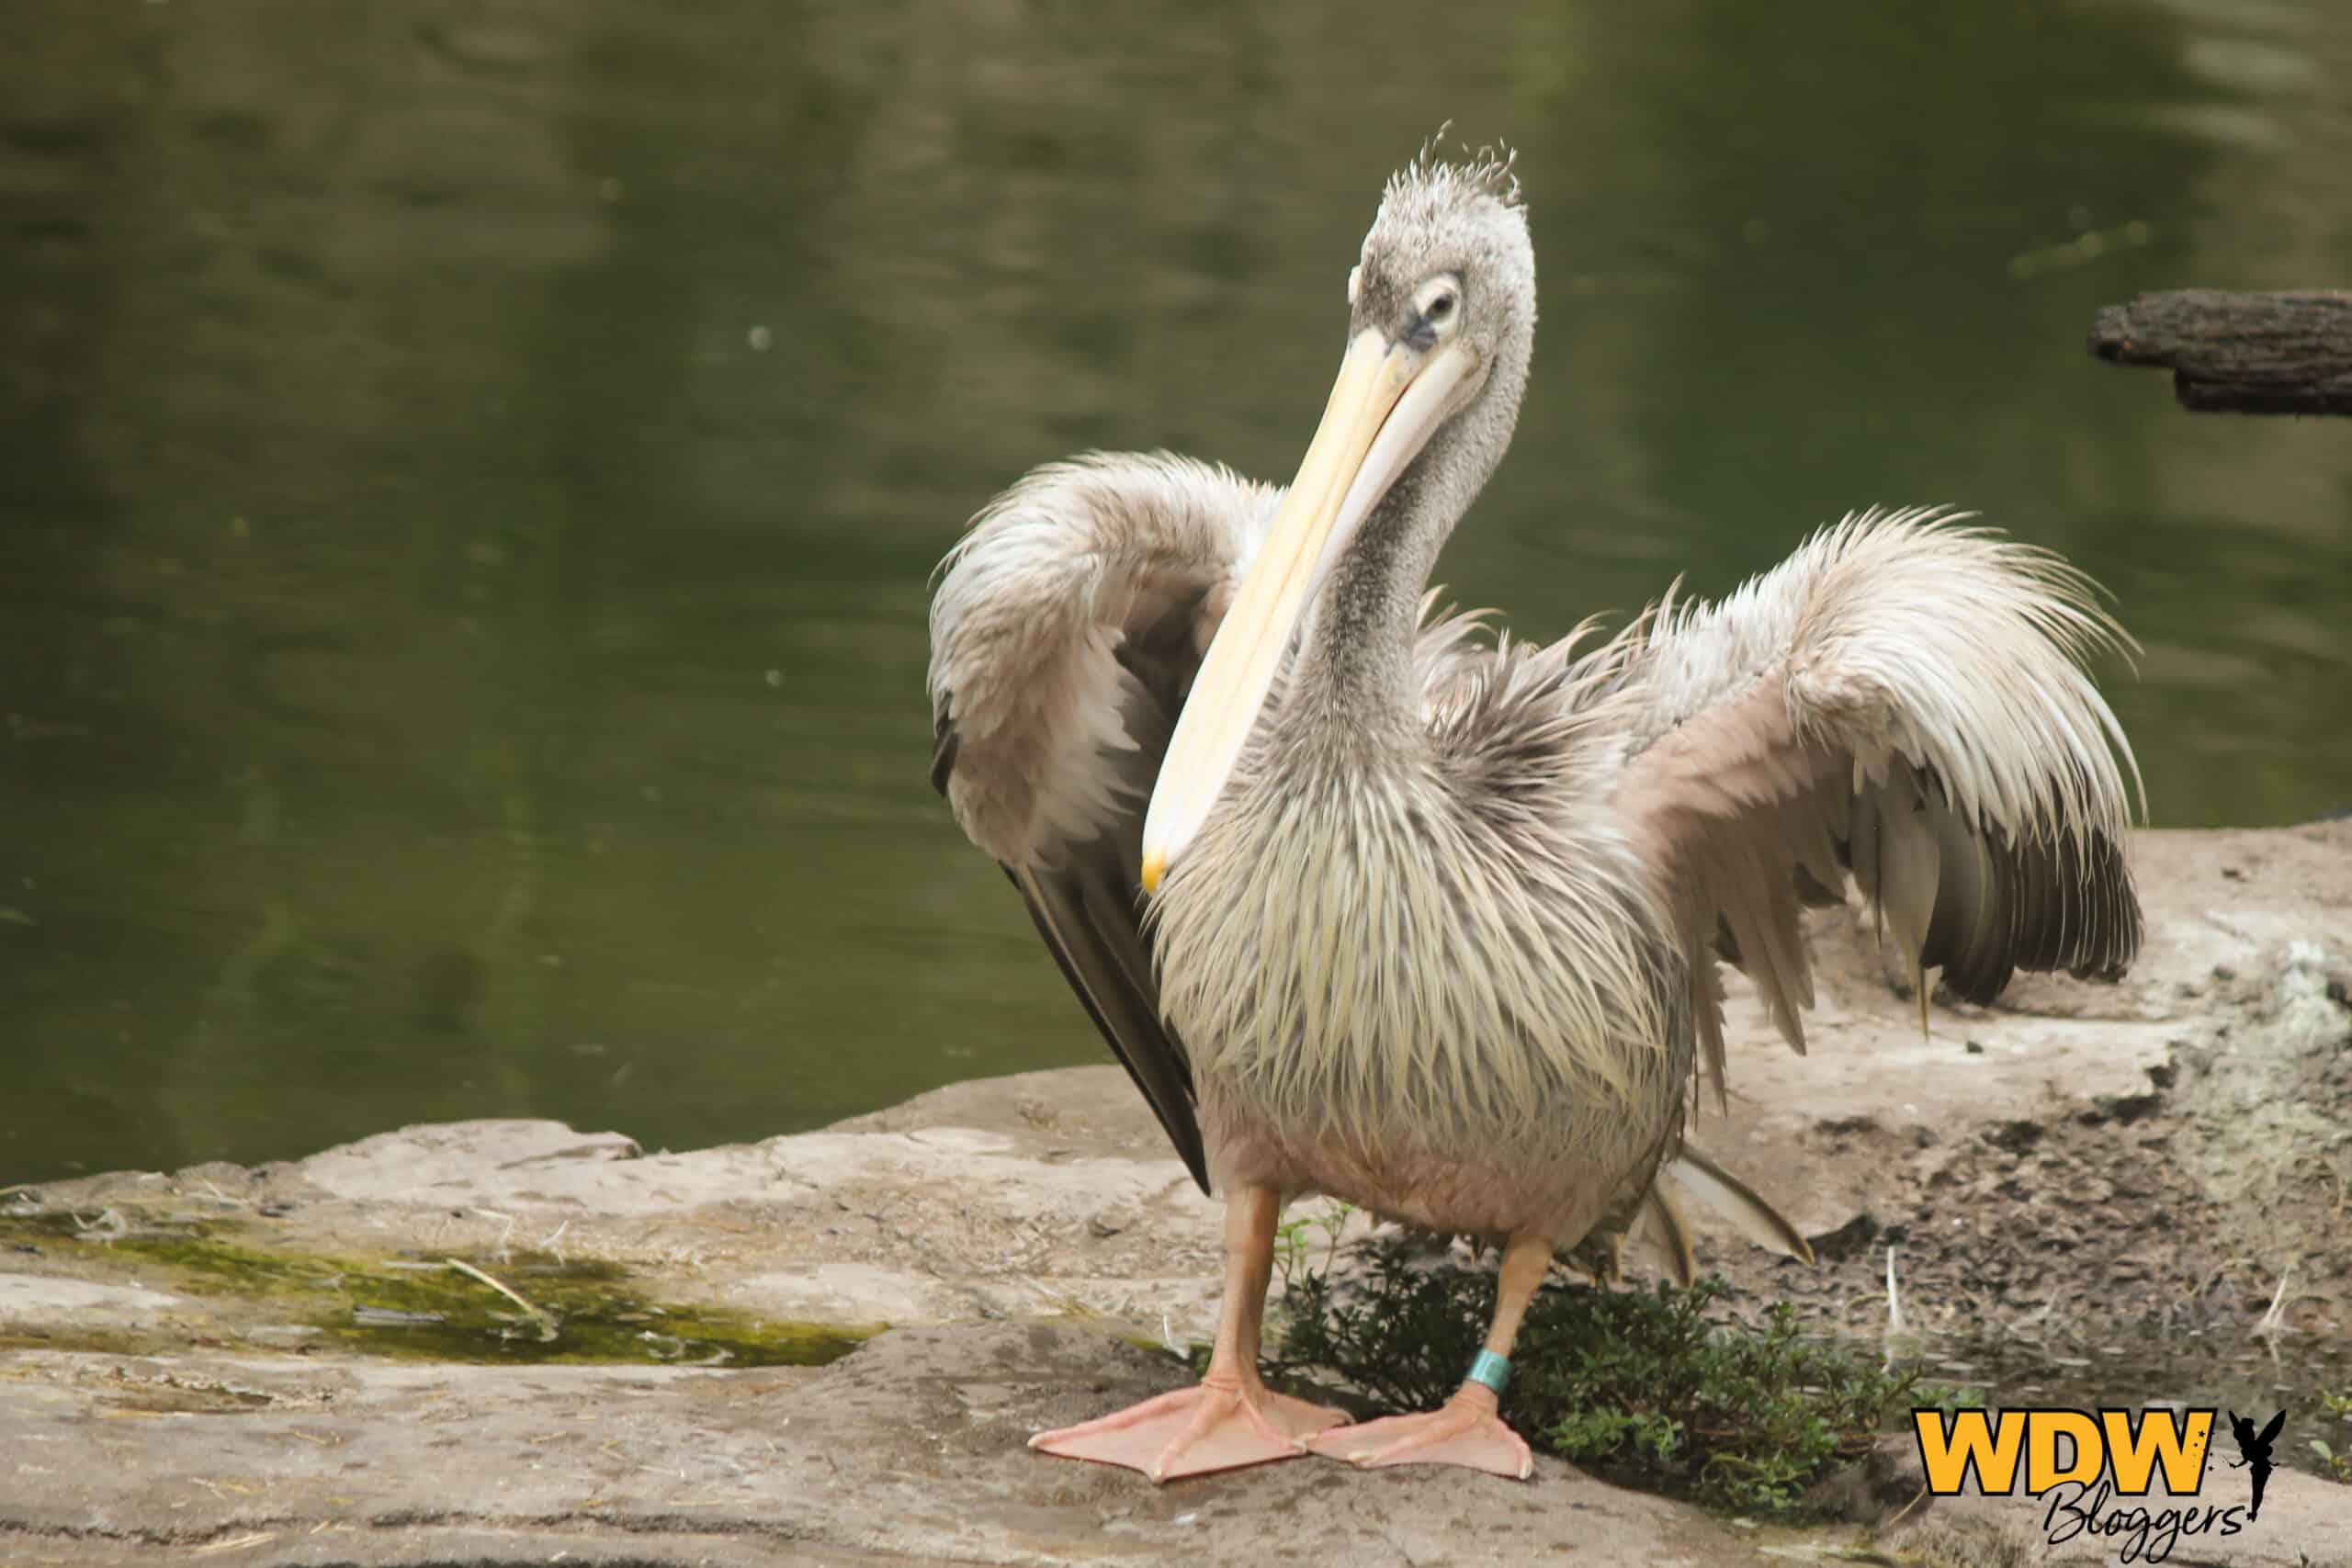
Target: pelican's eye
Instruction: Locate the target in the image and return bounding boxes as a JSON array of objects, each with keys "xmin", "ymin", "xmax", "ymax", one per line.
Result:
[{"xmin": 1409, "ymin": 275, "xmax": 1464, "ymax": 344}]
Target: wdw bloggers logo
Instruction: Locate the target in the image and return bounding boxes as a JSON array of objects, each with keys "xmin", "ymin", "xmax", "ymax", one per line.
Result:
[{"xmin": 1910, "ymin": 1404, "xmax": 2282, "ymax": 1562}]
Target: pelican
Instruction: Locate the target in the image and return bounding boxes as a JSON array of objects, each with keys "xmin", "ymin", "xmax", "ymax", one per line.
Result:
[{"xmin": 926, "ymin": 150, "xmax": 2142, "ymax": 1483}]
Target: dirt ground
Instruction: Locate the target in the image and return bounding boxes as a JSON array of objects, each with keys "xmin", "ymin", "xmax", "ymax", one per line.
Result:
[{"xmin": 1707, "ymin": 919, "xmax": 2351, "ymax": 1396}]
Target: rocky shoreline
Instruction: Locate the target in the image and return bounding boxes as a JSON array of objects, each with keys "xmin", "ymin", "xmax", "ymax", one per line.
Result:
[{"xmin": 2, "ymin": 821, "xmax": 2347, "ymax": 1565}]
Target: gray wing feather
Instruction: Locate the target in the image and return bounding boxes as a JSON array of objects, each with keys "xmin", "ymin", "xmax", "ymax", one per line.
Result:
[
  {"xmin": 1007, "ymin": 858, "xmax": 1208, "ymax": 1190},
  {"xmin": 928, "ymin": 453, "xmax": 1277, "ymax": 1193},
  {"xmin": 1657, "ymin": 1144, "xmax": 1815, "ymax": 1266},
  {"xmin": 1589, "ymin": 1143, "xmax": 1814, "ymax": 1284},
  {"xmin": 1611, "ymin": 510, "xmax": 2144, "ymax": 1100}
]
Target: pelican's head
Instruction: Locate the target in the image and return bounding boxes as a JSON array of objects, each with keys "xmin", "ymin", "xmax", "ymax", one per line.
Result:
[
  {"xmin": 1343, "ymin": 152, "xmax": 1536, "ymax": 491},
  {"xmin": 1141, "ymin": 150, "xmax": 1538, "ymax": 892}
]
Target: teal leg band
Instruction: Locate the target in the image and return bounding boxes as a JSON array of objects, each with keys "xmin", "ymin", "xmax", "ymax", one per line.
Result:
[{"xmin": 1466, "ymin": 1348, "xmax": 1511, "ymax": 1397}]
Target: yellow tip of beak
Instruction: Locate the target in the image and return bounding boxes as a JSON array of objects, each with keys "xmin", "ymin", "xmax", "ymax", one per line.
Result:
[{"xmin": 1139, "ymin": 851, "xmax": 1164, "ymax": 896}]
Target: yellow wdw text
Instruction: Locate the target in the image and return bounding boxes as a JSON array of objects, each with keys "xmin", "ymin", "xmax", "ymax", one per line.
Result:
[
  {"xmin": 2100, "ymin": 1408, "xmax": 2212, "ymax": 1495},
  {"xmin": 1914, "ymin": 1410, "xmax": 2028, "ymax": 1494},
  {"xmin": 1912, "ymin": 1409, "xmax": 2214, "ymax": 1496}
]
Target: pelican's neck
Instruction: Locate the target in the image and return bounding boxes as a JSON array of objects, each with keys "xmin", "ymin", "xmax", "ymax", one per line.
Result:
[
  {"xmin": 1284, "ymin": 311, "xmax": 1532, "ymax": 748},
  {"xmin": 1288, "ymin": 463, "xmax": 1451, "ymax": 738}
]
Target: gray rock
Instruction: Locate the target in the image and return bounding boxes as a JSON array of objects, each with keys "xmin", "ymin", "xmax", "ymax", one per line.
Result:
[{"xmin": 3, "ymin": 1323, "xmax": 2343, "ymax": 1565}]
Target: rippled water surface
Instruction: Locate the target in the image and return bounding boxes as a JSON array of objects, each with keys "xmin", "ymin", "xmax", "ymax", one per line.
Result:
[{"xmin": 4, "ymin": 0, "xmax": 2348, "ymax": 1180}]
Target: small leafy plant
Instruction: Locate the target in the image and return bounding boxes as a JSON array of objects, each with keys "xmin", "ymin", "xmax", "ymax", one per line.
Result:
[
  {"xmin": 2312, "ymin": 1388, "xmax": 2352, "ymax": 1482},
  {"xmin": 1278, "ymin": 1238, "xmax": 1917, "ymax": 1517},
  {"xmin": 1272, "ymin": 1200, "xmax": 1356, "ymax": 1292}
]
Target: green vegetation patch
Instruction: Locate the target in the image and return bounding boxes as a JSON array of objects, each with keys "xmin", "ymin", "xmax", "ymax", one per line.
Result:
[
  {"xmin": 0, "ymin": 1212, "xmax": 866, "ymax": 1370},
  {"xmin": 1279, "ymin": 1239, "xmax": 1917, "ymax": 1517}
]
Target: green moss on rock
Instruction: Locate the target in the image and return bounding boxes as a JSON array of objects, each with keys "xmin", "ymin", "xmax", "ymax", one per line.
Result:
[{"xmin": 0, "ymin": 1212, "xmax": 866, "ymax": 1369}]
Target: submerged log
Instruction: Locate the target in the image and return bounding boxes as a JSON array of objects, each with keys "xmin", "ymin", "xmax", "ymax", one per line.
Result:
[{"xmin": 2089, "ymin": 289, "xmax": 2352, "ymax": 415}]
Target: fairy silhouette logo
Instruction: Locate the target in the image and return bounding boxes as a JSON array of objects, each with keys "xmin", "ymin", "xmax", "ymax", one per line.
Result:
[
  {"xmin": 2226, "ymin": 1408, "xmax": 2283, "ymax": 1520},
  {"xmin": 1911, "ymin": 1404, "xmax": 2285, "ymax": 1562}
]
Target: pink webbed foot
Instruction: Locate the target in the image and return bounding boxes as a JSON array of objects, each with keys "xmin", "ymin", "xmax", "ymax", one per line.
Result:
[
  {"xmin": 1307, "ymin": 1387, "xmax": 1535, "ymax": 1480},
  {"xmin": 1031, "ymin": 1373, "xmax": 1349, "ymax": 1483}
]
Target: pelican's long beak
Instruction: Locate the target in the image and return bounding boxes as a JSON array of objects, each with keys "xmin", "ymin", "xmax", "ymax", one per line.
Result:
[{"xmin": 1139, "ymin": 327, "xmax": 1476, "ymax": 893}]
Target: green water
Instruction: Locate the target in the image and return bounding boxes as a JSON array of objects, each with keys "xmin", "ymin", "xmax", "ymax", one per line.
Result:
[{"xmin": 3, "ymin": 1, "xmax": 2348, "ymax": 1184}]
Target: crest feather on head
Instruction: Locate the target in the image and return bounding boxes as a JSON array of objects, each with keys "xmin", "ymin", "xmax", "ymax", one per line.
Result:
[{"xmin": 1386, "ymin": 125, "xmax": 1522, "ymax": 211}]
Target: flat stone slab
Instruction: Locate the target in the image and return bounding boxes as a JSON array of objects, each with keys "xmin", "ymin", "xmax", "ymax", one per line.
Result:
[
  {"xmin": 0, "ymin": 1273, "xmax": 187, "ymax": 1319},
  {"xmin": 2, "ymin": 1324, "xmax": 2345, "ymax": 1566}
]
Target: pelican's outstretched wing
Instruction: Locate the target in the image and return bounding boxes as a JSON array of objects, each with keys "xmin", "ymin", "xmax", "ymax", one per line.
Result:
[
  {"xmin": 928, "ymin": 453, "xmax": 1279, "ymax": 1191},
  {"xmin": 1605, "ymin": 509, "xmax": 2144, "ymax": 1098}
]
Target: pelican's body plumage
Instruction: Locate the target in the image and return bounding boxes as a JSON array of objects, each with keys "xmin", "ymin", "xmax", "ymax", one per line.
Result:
[
  {"xmin": 1162, "ymin": 592, "xmax": 1686, "ymax": 1245},
  {"xmin": 927, "ymin": 151, "xmax": 2142, "ymax": 1483}
]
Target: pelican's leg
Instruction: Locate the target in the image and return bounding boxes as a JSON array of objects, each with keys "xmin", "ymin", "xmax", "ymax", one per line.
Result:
[
  {"xmin": 1307, "ymin": 1229, "xmax": 1548, "ymax": 1480},
  {"xmin": 1029, "ymin": 1182, "xmax": 1348, "ymax": 1483}
]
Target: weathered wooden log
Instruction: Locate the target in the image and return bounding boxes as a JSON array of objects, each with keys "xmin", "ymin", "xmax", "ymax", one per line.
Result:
[{"xmin": 2088, "ymin": 289, "xmax": 2352, "ymax": 415}]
